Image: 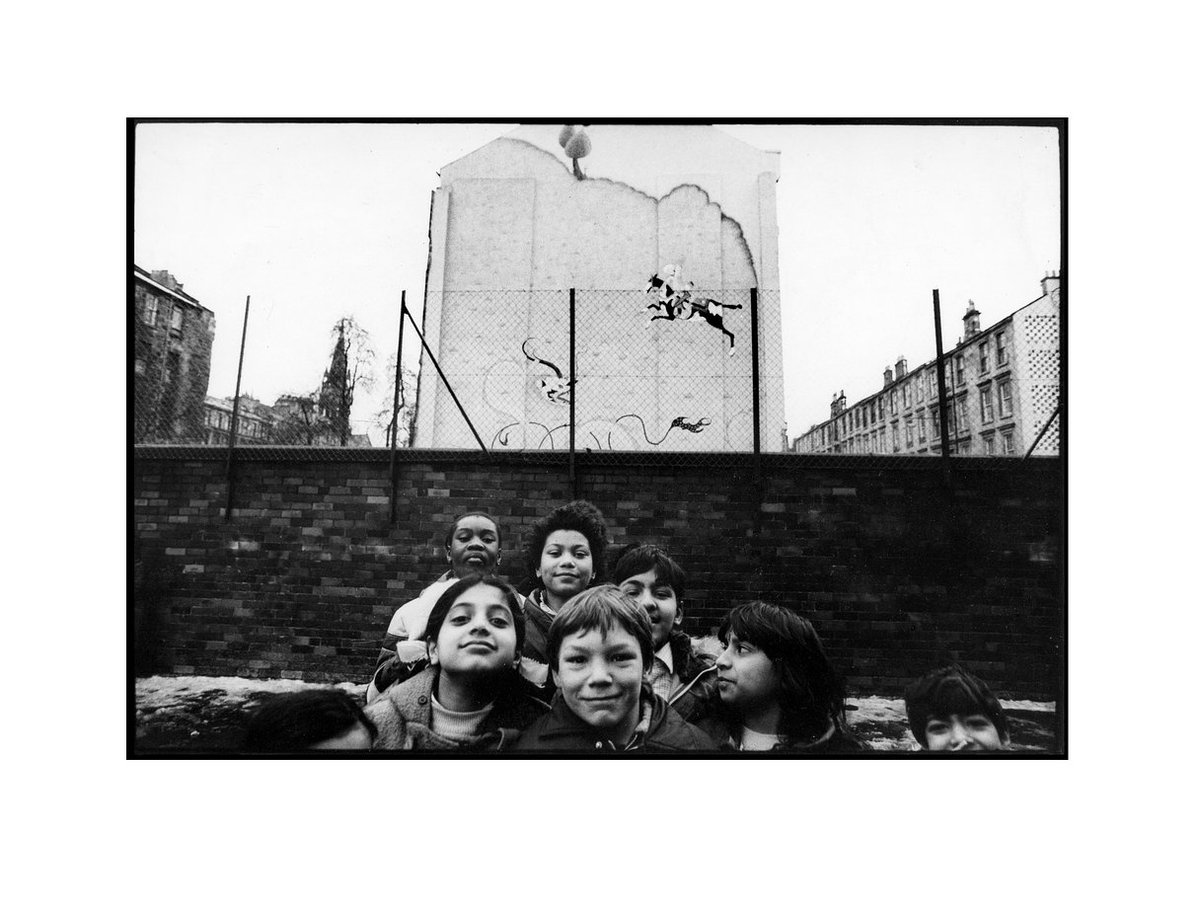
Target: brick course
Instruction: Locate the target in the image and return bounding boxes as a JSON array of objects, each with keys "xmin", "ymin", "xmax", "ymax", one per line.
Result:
[{"xmin": 132, "ymin": 448, "xmax": 1062, "ymax": 698}]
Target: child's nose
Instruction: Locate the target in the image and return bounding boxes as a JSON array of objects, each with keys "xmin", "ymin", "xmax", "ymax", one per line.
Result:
[{"xmin": 586, "ymin": 663, "xmax": 613, "ymax": 685}]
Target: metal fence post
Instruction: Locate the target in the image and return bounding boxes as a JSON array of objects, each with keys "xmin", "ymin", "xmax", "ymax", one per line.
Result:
[
  {"xmin": 569, "ymin": 288, "xmax": 577, "ymax": 497},
  {"xmin": 932, "ymin": 289, "xmax": 952, "ymax": 487},
  {"xmin": 750, "ymin": 288, "xmax": 761, "ymax": 482},
  {"xmin": 389, "ymin": 290, "xmax": 406, "ymax": 525},
  {"xmin": 224, "ymin": 294, "xmax": 251, "ymax": 521}
]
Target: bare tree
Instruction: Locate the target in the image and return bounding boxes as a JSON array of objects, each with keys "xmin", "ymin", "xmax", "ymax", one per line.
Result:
[
  {"xmin": 319, "ymin": 316, "xmax": 376, "ymax": 446},
  {"xmin": 372, "ymin": 355, "xmax": 418, "ymax": 447}
]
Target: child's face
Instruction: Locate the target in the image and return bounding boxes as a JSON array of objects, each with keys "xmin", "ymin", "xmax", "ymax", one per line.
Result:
[
  {"xmin": 553, "ymin": 625, "xmax": 644, "ymax": 732},
  {"xmin": 618, "ymin": 567, "xmax": 681, "ymax": 651},
  {"xmin": 924, "ymin": 713, "xmax": 1006, "ymax": 752},
  {"xmin": 446, "ymin": 515, "xmax": 500, "ymax": 577},
  {"xmin": 715, "ymin": 632, "xmax": 780, "ymax": 713},
  {"xmin": 430, "ymin": 585, "xmax": 519, "ymax": 677},
  {"xmin": 537, "ymin": 530, "xmax": 593, "ymax": 602}
]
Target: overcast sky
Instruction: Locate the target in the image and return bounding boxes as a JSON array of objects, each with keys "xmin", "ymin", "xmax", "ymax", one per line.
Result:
[{"xmin": 134, "ymin": 122, "xmax": 1060, "ymax": 444}]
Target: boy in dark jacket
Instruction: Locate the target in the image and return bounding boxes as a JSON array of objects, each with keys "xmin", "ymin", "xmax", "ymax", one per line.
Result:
[
  {"xmin": 514, "ymin": 585, "xmax": 715, "ymax": 752},
  {"xmin": 611, "ymin": 544, "xmax": 719, "ymax": 725}
]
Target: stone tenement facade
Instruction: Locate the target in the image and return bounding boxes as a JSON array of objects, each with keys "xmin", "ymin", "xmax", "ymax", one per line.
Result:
[
  {"xmin": 133, "ymin": 448, "xmax": 1062, "ymax": 698},
  {"xmin": 414, "ymin": 125, "xmax": 786, "ymax": 453},
  {"xmin": 793, "ymin": 275, "xmax": 1061, "ymax": 457},
  {"xmin": 133, "ymin": 266, "xmax": 216, "ymax": 443}
]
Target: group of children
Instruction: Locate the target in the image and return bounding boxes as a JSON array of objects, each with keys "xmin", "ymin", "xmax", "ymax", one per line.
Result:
[{"xmin": 244, "ymin": 500, "xmax": 1014, "ymax": 754}]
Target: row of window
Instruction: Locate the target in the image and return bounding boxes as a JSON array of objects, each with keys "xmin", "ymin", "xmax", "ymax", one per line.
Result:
[
  {"xmin": 141, "ymin": 295, "xmax": 185, "ymax": 333},
  {"xmin": 204, "ymin": 410, "xmax": 269, "ymax": 438},
  {"xmin": 814, "ymin": 378, "xmax": 1014, "ymax": 453}
]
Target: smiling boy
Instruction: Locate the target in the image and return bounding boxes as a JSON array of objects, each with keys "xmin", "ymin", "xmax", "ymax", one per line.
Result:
[
  {"xmin": 612, "ymin": 544, "xmax": 718, "ymax": 724},
  {"xmin": 905, "ymin": 665, "xmax": 1011, "ymax": 752},
  {"xmin": 514, "ymin": 585, "xmax": 715, "ymax": 752}
]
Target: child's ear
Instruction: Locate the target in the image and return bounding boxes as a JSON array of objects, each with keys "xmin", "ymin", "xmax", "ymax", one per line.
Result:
[
  {"xmin": 427, "ymin": 641, "xmax": 439, "ymax": 665},
  {"xmin": 673, "ymin": 604, "xmax": 684, "ymax": 628},
  {"xmin": 550, "ymin": 667, "xmax": 560, "ymax": 688}
]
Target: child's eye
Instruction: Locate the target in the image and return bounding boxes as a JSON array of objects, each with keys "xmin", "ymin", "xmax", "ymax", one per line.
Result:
[
  {"xmin": 449, "ymin": 615, "xmax": 470, "ymax": 625},
  {"xmin": 489, "ymin": 617, "xmax": 510, "ymax": 628},
  {"xmin": 612, "ymin": 653, "xmax": 636, "ymax": 663},
  {"xmin": 563, "ymin": 655, "xmax": 586, "ymax": 665},
  {"xmin": 967, "ymin": 717, "xmax": 993, "ymax": 730}
]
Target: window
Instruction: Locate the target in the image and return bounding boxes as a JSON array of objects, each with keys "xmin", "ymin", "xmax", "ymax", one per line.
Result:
[
  {"xmin": 889, "ymin": 391, "xmax": 896, "ymax": 415},
  {"xmin": 984, "ymin": 433, "xmax": 996, "ymax": 455},
  {"xmin": 1002, "ymin": 430, "xmax": 1015, "ymax": 455},
  {"xmin": 955, "ymin": 354, "xmax": 965, "ymax": 386},
  {"xmin": 929, "ymin": 370, "xmax": 938, "ymax": 399},
  {"xmin": 996, "ymin": 331, "xmax": 1008, "ymax": 365},
  {"xmin": 930, "ymin": 408, "xmax": 940, "ymax": 437},
  {"xmin": 998, "ymin": 379, "xmax": 1013, "ymax": 417},
  {"xmin": 980, "ymin": 385, "xmax": 994, "ymax": 423},
  {"xmin": 143, "ymin": 298, "xmax": 159, "ymax": 326},
  {"xmin": 902, "ymin": 383, "xmax": 911, "ymax": 409},
  {"xmin": 979, "ymin": 341, "xmax": 990, "ymax": 373},
  {"xmin": 917, "ymin": 413, "xmax": 926, "ymax": 442},
  {"xmin": 954, "ymin": 396, "xmax": 968, "ymax": 434},
  {"xmin": 905, "ymin": 418, "xmax": 914, "ymax": 448},
  {"xmin": 891, "ymin": 421, "xmax": 900, "ymax": 452},
  {"xmin": 917, "ymin": 374, "xmax": 926, "ymax": 402},
  {"xmin": 957, "ymin": 438, "xmax": 972, "ymax": 455},
  {"xmin": 170, "ymin": 306, "xmax": 184, "ymax": 333}
]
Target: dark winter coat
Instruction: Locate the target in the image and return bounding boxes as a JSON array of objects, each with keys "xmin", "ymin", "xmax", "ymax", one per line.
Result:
[
  {"xmin": 693, "ymin": 711, "xmax": 867, "ymax": 754},
  {"xmin": 661, "ymin": 630, "xmax": 720, "ymax": 725},
  {"xmin": 363, "ymin": 667, "xmax": 548, "ymax": 751},
  {"xmin": 513, "ymin": 684, "xmax": 717, "ymax": 753}
]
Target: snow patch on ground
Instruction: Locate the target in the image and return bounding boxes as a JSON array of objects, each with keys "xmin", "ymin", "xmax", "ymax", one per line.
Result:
[{"xmin": 136, "ymin": 675, "xmax": 366, "ymax": 711}]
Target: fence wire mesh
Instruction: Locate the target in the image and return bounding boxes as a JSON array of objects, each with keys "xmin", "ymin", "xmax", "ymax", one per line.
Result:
[{"xmin": 133, "ymin": 281, "xmax": 1059, "ymax": 467}]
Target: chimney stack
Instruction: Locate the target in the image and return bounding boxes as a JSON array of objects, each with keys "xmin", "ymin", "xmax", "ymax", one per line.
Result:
[
  {"xmin": 1041, "ymin": 271, "xmax": 1060, "ymax": 296},
  {"xmin": 895, "ymin": 356, "xmax": 907, "ymax": 380},
  {"xmin": 883, "ymin": 365, "xmax": 894, "ymax": 387},
  {"xmin": 963, "ymin": 300, "xmax": 981, "ymax": 340}
]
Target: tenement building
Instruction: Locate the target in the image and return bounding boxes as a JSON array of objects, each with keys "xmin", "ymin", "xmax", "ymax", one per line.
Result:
[
  {"xmin": 133, "ymin": 266, "xmax": 216, "ymax": 443},
  {"xmin": 792, "ymin": 275, "xmax": 1061, "ymax": 457}
]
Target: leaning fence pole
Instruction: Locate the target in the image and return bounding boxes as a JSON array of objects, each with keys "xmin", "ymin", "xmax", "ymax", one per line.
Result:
[
  {"xmin": 224, "ymin": 294, "xmax": 251, "ymax": 521},
  {"xmin": 569, "ymin": 288, "xmax": 577, "ymax": 496},
  {"xmin": 932, "ymin": 289, "xmax": 952, "ymax": 486},
  {"xmin": 389, "ymin": 291, "xmax": 406, "ymax": 524},
  {"xmin": 402, "ymin": 303, "xmax": 488, "ymax": 453},
  {"xmin": 750, "ymin": 288, "xmax": 762, "ymax": 481}
]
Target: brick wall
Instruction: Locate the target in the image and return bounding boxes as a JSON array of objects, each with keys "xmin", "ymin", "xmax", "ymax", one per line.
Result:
[{"xmin": 132, "ymin": 448, "xmax": 1063, "ymax": 698}]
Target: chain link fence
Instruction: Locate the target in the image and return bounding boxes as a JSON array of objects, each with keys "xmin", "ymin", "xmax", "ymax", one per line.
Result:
[
  {"xmin": 133, "ymin": 281, "xmax": 1059, "ymax": 468},
  {"xmin": 409, "ymin": 288, "xmax": 778, "ymax": 466}
]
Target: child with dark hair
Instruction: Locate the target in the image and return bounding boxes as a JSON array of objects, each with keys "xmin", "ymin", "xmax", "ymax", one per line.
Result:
[
  {"xmin": 368, "ymin": 510, "xmax": 514, "ymax": 703},
  {"xmin": 362, "ymin": 575, "xmax": 547, "ymax": 750},
  {"xmin": 513, "ymin": 585, "xmax": 715, "ymax": 752},
  {"xmin": 519, "ymin": 499, "xmax": 610, "ymax": 667},
  {"xmin": 702, "ymin": 601, "xmax": 863, "ymax": 753},
  {"xmin": 904, "ymin": 665, "xmax": 1010, "ymax": 752},
  {"xmin": 611, "ymin": 543, "xmax": 719, "ymax": 724},
  {"xmin": 243, "ymin": 688, "xmax": 378, "ymax": 752}
]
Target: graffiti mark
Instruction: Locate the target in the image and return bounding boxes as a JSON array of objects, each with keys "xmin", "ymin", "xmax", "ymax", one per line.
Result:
[
  {"xmin": 614, "ymin": 413, "xmax": 711, "ymax": 447},
  {"xmin": 522, "ymin": 339, "xmax": 572, "ymax": 405},
  {"xmin": 643, "ymin": 266, "xmax": 741, "ymax": 355}
]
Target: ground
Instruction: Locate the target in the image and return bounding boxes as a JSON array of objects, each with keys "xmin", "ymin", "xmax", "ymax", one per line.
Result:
[{"xmin": 133, "ymin": 674, "xmax": 1057, "ymax": 754}]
